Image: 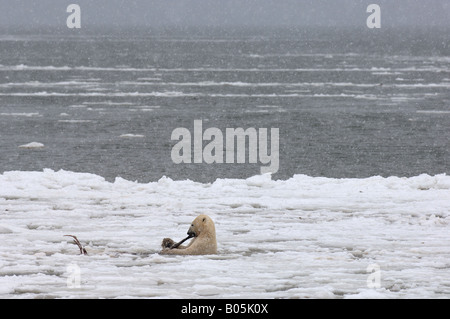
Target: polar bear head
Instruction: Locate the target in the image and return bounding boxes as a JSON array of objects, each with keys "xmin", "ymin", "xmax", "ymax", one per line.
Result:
[{"xmin": 187, "ymin": 214, "xmax": 216, "ymax": 239}]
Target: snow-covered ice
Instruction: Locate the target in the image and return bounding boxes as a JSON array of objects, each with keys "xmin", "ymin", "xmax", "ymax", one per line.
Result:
[
  {"xmin": 119, "ymin": 134, "xmax": 145, "ymax": 138},
  {"xmin": 18, "ymin": 142, "xmax": 45, "ymax": 149},
  {"xmin": 0, "ymin": 169, "xmax": 449, "ymax": 298}
]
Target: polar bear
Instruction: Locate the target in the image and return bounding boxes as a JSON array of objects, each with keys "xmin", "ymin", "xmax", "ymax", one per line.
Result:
[{"xmin": 160, "ymin": 214, "xmax": 217, "ymax": 255}]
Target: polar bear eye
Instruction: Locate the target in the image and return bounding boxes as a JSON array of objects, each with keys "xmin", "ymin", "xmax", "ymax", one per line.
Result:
[
  {"xmin": 202, "ymin": 218, "xmax": 206, "ymax": 222},
  {"xmin": 191, "ymin": 224, "xmax": 194, "ymax": 227}
]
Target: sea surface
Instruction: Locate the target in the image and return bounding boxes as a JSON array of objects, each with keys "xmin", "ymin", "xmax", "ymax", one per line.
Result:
[{"xmin": 0, "ymin": 26, "xmax": 449, "ymax": 182}]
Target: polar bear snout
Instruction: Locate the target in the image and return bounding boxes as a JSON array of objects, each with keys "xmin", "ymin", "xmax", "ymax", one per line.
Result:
[{"xmin": 187, "ymin": 228, "xmax": 196, "ymax": 238}]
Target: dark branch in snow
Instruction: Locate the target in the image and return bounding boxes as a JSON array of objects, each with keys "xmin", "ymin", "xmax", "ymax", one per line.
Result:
[{"xmin": 64, "ymin": 235, "xmax": 88, "ymax": 255}]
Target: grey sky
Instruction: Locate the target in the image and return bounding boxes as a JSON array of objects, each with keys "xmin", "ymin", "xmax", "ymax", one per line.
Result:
[{"xmin": 0, "ymin": 0, "xmax": 449, "ymax": 28}]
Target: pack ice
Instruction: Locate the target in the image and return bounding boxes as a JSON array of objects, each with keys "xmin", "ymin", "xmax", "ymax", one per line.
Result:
[{"xmin": 0, "ymin": 169, "xmax": 449, "ymax": 298}]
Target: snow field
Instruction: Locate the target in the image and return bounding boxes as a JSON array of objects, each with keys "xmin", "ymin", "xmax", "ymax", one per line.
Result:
[{"xmin": 0, "ymin": 169, "xmax": 449, "ymax": 298}]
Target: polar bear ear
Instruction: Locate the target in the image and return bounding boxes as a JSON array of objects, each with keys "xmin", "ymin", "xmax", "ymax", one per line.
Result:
[{"xmin": 202, "ymin": 217, "xmax": 206, "ymax": 222}]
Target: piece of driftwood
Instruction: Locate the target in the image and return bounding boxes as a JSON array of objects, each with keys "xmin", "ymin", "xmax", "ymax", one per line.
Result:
[
  {"xmin": 170, "ymin": 234, "xmax": 194, "ymax": 249},
  {"xmin": 64, "ymin": 235, "xmax": 88, "ymax": 255}
]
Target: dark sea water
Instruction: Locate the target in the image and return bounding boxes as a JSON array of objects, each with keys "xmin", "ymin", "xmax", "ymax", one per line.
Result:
[{"xmin": 0, "ymin": 27, "xmax": 449, "ymax": 182}]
